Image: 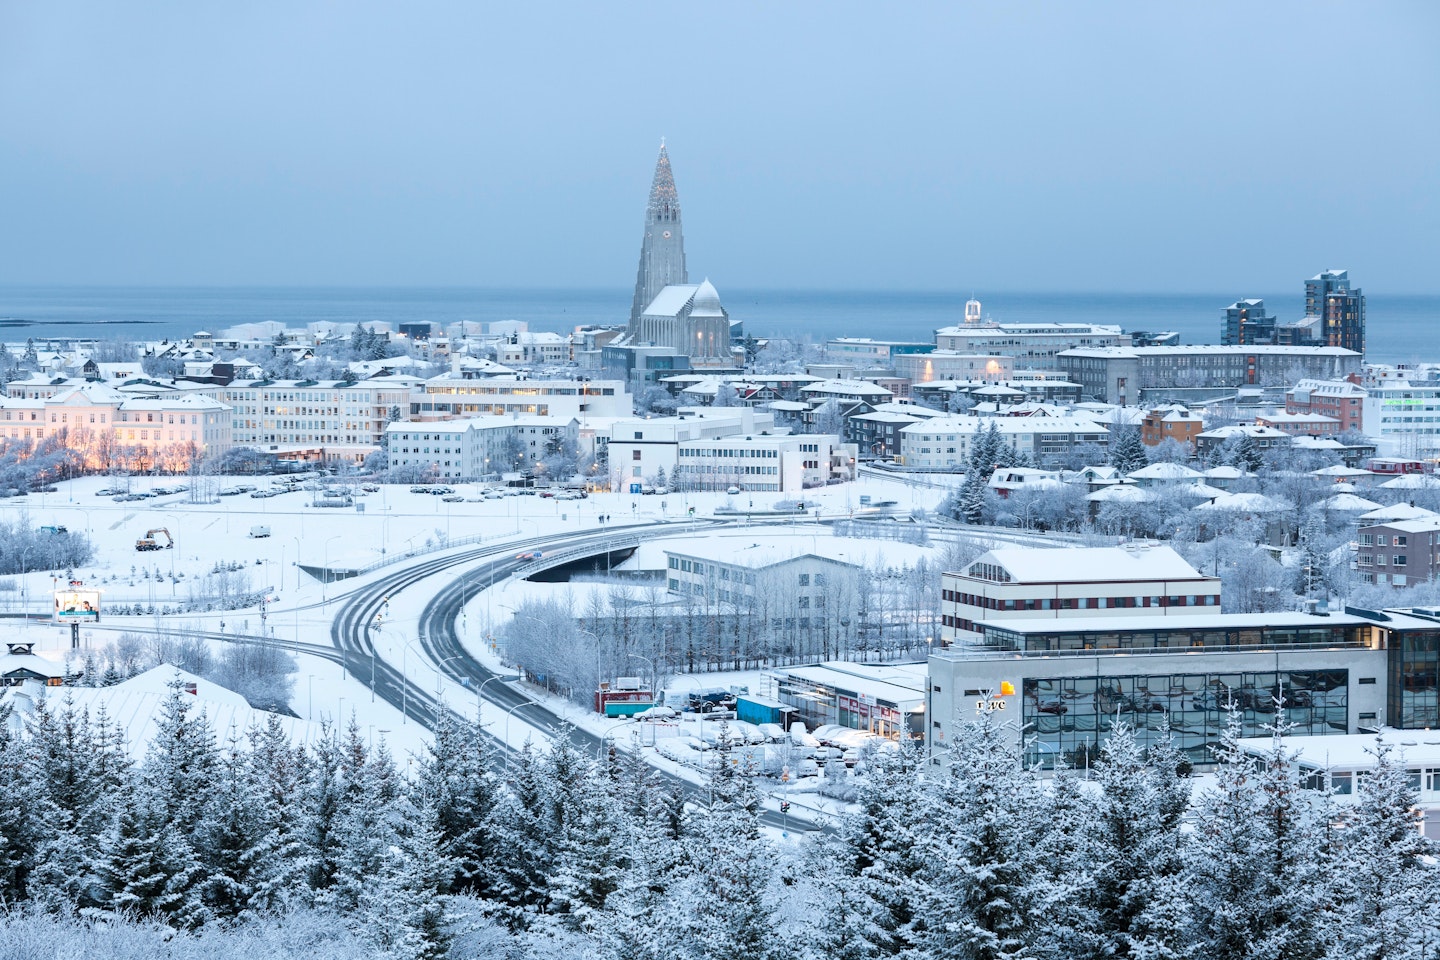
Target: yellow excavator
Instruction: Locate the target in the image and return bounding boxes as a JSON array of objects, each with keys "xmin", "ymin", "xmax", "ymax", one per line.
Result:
[{"xmin": 135, "ymin": 528, "xmax": 174, "ymax": 552}]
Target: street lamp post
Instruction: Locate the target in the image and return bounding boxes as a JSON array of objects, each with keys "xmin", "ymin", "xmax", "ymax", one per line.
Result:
[
  {"xmin": 401, "ymin": 634, "xmax": 425, "ymax": 724},
  {"xmin": 322, "ymin": 535, "xmax": 342, "ymax": 605},
  {"xmin": 628, "ymin": 652, "xmax": 660, "ymax": 746},
  {"xmin": 599, "ymin": 719, "xmax": 631, "ymax": 762},
  {"xmin": 504, "ymin": 699, "xmax": 542, "ymax": 751}
]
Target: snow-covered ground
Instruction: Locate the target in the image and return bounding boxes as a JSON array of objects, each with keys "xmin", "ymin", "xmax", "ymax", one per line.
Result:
[{"xmin": 0, "ymin": 471, "xmax": 953, "ymax": 777}]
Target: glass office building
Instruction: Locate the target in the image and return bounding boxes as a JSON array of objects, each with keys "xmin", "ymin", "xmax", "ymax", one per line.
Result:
[{"xmin": 1023, "ymin": 669, "xmax": 1349, "ymax": 769}]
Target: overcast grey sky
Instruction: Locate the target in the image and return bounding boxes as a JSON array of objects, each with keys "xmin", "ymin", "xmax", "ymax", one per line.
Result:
[{"xmin": 1, "ymin": 2, "xmax": 1436, "ymax": 292}]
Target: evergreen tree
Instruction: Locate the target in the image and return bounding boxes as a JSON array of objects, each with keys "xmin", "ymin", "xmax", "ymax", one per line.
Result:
[
  {"xmin": 911, "ymin": 713, "xmax": 1033, "ymax": 960},
  {"xmin": 1109, "ymin": 425, "xmax": 1149, "ymax": 474},
  {"xmin": 412, "ymin": 710, "xmax": 500, "ymax": 899},
  {"xmin": 1086, "ymin": 722, "xmax": 1191, "ymax": 960},
  {"xmin": 1186, "ymin": 708, "xmax": 1329, "ymax": 960},
  {"xmin": 816, "ymin": 742, "xmax": 928, "ymax": 957},
  {"xmin": 1328, "ymin": 738, "xmax": 1437, "ymax": 960}
]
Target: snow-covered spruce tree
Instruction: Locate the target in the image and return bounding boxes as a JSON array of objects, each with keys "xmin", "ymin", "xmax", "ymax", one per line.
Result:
[
  {"xmin": 243, "ymin": 714, "xmax": 312, "ymax": 910},
  {"xmin": 198, "ymin": 728, "xmax": 274, "ymax": 920},
  {"xmin": 0, "ymin": 700, "xmax": 44, "ymax": 904},
  {"xmin": 1021, "ymin": 758, "xmax": 1103, "ymax": 960},
  {"xmin": 490, "ymin": 740, "xmax": 562, "ymax": 927},
  {"xmin": 676, "ymin": 745, "xmax": 794, "ymax": 960},
  {"xmin": 1327, "ymin": 737, "xmax": 1438, "ymax": 960},
  {"xmin": 412, "ymin": 709, "xmax": 501, "ymax": 900},
  {"xmin": 909, "ymin": 712, "xmax": 1034, "ymax": 960},
  {"xmin": 1185, "ymin": 707, "xmax": 1329, "ymax": 960},
  {"xmin": 1081, "ymin": 721, "xmax": 1192, "ymax": 960},
  {"xmin": 326, "ymin": 721, "xmax": 404, "ymax": 917},
  {"xmin": 545, "ymin": 761, "xmax": 632, "ymax": 934},
  {"xmin": 1109, "ymin": 425, "xmax": 1149, "ymax": 474},
  {"xmin": 301, "ymin": 723, "xmax": 347, "ymax": 897},
  {"xmin": 811, "ymin": 741, "xmax": 929, "ymax": 958}
]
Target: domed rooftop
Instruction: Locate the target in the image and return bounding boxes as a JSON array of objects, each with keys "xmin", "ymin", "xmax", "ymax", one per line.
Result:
[{"xmin": 690, "ymin": 278, "xmax": 725, "ymax": 318}]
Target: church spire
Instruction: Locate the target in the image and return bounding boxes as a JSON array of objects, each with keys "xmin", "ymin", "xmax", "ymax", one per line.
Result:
[{"xmin": 630, "ymin": 141, "xmax": 688, "ymax": 326}]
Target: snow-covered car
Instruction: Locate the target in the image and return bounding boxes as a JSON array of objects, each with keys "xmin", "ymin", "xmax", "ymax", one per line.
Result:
[{"xmin": 441, "ymin": 494, "xmax": 464, "ymax": 502}]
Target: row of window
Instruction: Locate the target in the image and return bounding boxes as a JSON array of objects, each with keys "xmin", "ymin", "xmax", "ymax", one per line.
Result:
[
  {"xmin": 1356, "ymin": 555, "xmax": 1408, "ymax": 567},
  {"xmin": 945, "ymin": 592, "xmax": 1218, "ymax": 612}
]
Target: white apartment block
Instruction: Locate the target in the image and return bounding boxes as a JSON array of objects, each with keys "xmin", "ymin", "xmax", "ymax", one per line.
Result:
[
  {"xmin": 496, "ymin": 332, "xmax": 571, "ymax": 366},
  {"xmin": 900, "ymin": 415, "xmax": 1109, "ymax": 469},
  {"xmin": 673, "ymin": 433, "xmax": 847, "ymax": 493},
  {"xmin": 218, "ymin": 376, "xmax": 424, "ymax": 463},
  {"xmin": 605, "ymin": 408, "xmax": 776, "ymax": 490},
  {"xmin": 510, "ymin": 416, "xmax": 580, "ymax": 473},
  {"xmin": 384, "ymin": 420, "xmax": 516, "ymax": 481},
  {"xmin": 0, "ymin": 383, "xmax": 231, "ymax": 471},
  {"xmin": 939, "ymin": 545, "xmax": 1222, "ymax": 644},
  {"xmin": 414, "ymin": 376, "xmax": 629, "ymax": 421}
]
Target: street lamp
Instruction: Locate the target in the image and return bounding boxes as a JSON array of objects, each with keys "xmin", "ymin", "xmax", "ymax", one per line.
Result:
[
  {"xmin": 401, "ymin": 634, "xmax": 426, "ymax": 724},
  {"xmin": 504, "ymin": 699, "xmax": 542, "ymax": 750},
  {"xmin": 435, "ymin": 654, "xmax": 464, "ymax": 699},
  {"xmin": 322, "ymin": 535, "xmax": 342, "ymax": 605},
  {"xmin": 628, "ymin": 652, "xmax": 661, "ymax": 747}
]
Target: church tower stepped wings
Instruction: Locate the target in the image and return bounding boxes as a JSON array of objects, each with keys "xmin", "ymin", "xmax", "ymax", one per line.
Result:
[{"xmin": 629, "ymin": 142, "xmax": 689, "ymax": 327}]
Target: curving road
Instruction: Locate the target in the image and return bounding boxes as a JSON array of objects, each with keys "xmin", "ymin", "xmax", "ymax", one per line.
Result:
[{"xmin": 327, "ymin": 518, "xmax": 825, "ymax": 831}]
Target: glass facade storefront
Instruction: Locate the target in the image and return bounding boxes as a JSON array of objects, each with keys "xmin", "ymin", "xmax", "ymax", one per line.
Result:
[
  {"xmin": 1388, "ymin": 628, "xmax": 1440, "ymax": 729},
  {"xmin": 1022, "ymin": 670, "xmax": 1349, "ymax": 769}
]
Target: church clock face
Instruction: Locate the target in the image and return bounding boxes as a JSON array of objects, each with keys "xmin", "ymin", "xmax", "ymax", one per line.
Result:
[{"xmin": 662, "ymin": 230, "xmax": 672, "ymax": 239}]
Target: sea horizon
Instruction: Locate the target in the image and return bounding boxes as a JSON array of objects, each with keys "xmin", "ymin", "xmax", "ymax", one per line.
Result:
[{"xmin": 1, "ymin": 283, "xmax": 1436, "ymax": 366}]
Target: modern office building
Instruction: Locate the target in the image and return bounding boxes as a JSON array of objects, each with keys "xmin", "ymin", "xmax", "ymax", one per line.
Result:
[
  {"xmin": 938, "ymin": 544, "xmax": 1222, "ymax": 643},
  {"xmin": 929, "ymin": 611, "xmax": 1379, "ymax": 769},
  {"xmin": 1361, "ymin": 380, "xmax": 1440, "ymax": 453},
  {"xmin": 1220, "ymin": 298, "xmax": 1276, "ymax": 346}
]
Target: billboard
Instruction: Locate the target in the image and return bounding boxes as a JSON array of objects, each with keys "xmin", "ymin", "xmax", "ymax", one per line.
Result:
[{"xmin": 53, "ymin": 587, "xmax": 101, "ymax": 623}]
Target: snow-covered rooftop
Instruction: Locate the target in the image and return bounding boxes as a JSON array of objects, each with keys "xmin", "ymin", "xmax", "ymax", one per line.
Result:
[{"xmin": 961, "ymin": 544, "xmax": 1209, "ymax": 583}]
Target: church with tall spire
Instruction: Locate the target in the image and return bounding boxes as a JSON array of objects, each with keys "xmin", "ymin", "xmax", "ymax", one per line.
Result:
[
  {"xmin": 616, "ymin": 141, "xmax": 733, "ymax": 368},
  {"xmin": 629, "ymin": 141, "xmax": 689, "ymax": 326}
]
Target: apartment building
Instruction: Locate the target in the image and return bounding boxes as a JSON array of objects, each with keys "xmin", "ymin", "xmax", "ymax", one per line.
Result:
[
  {"xmin": 414, "ymin": 376, "xmax": 629, "ymax": 420},
  {"xmin": 384, "ymin": 419, "xmax": 516, "ymax": 481},
  {"xmin": 1286, "ymin": 379, "xmax": 1366, "ymax": 433},
  {"xmin": 938, "ymin": 544, "xmax": 1221, "ymax": 643},
  {"xmin": 673, "ymin": 432, "xmax": 848, "ymax": 493},
  {"xmin": 0, "ymin": 382, "xmax": 231, "ymax": 470},
  {"xmin": 1140, "ymin": 405, "xmax": 1204, "ymax": 448},
  {"xmin": 218, "ymin": 376, "xmax": 424, "ymax": 463},
  {"xmin": 1355, "ymin": 518, "xmax": 1440, "ymax": 587}
]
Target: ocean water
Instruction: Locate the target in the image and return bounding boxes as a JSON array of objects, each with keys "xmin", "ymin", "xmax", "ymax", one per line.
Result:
[{"xmin": 0, "ymin": 285, "xmax": 1435, "ymax": 364}]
